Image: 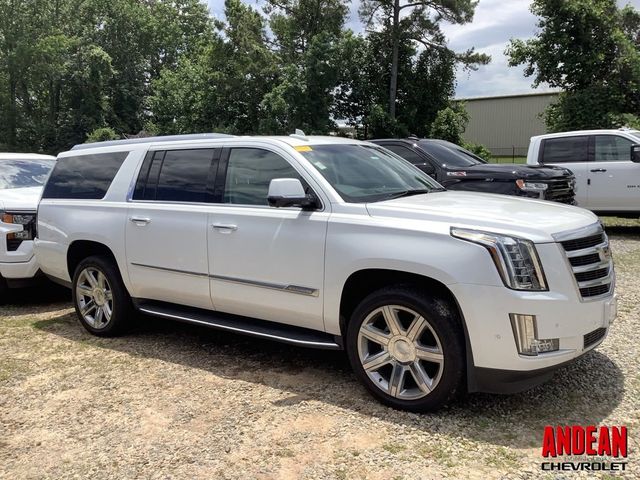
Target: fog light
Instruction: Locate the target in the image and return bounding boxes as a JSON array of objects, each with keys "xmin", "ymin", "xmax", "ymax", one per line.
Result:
[{"xmin": 510, "ymin": 314, "xmax": 559, "ymax": 356}]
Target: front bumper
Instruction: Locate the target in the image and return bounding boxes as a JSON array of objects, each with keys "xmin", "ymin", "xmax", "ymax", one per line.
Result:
[
  {"xmin": 450, "ymin": 280, "xmax": 616, "ymax": 393},
  {"xmin": 0, "ymin": 238, "xmax": 40, "ymax": 280}
]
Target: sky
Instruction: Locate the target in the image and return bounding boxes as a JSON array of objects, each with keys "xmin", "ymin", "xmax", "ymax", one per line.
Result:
[{"xmin": 207, "ymin": 0, "xmax": 640, "ymax": 99}]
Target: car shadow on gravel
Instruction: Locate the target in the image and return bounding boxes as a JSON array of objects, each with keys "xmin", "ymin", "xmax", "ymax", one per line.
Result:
[
  {"xmin": 605, "ymin": 224, "xmax": 640, "ymax": 237},
  {"xmin": 34, "ymin": 311, "xmax": 624, "ymax": 449},
  {"xmin": 2, "ymin": 282, "xmax": 71, "ymax": 309}
]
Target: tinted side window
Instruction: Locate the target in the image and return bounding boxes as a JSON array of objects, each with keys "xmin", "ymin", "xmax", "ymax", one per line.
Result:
[
  {"xmin": 541, "ymin": 137, "xmax": 589, "ymax": 163},
  {"xmin": 594, "ymin": 135, "xmax": 633, "ymax": 162},
  {"xmin": 155, "ymin": 149, "xmax": 215, "ymax": 202},
  {"xmin": 384, "ymin": 145, "xmax": 428, "ymax": 165},
  {"xmin": 224, "ymin": 148, "xmax": 302, "ymax": 206},
  {"xmin": 42, "ymin": 152, "xmax": 128, "ymax": 199}
]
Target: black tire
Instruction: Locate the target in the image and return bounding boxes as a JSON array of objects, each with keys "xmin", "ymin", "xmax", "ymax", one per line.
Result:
[
  {"xmin": 71, "ymin": 255, "xmax": 134, "ymax": 337},
  {"xmin": 346, "ymin": 285, "xmax": 465, "ymax": 412}
]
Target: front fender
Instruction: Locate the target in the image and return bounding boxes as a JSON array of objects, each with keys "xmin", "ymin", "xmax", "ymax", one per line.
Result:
[{"xmin": 322, "ymin": 218, "xmax": 502, "ymax": 334}]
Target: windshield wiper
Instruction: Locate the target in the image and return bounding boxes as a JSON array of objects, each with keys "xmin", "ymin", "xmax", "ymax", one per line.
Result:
[{"xmin": 384, "ymin": 189, "xmax": 433, "ymax": 200}]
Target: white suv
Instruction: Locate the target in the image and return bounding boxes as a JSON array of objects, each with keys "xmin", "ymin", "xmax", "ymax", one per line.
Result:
[
  {"xmin": 0, "ymin": 153, "xmax": 56, "ymax": 300},
  {"xmin": 527, "ymin": 129, "xmax": 640, "ymax": 216},
  {"xmin": 35, "ymin": 134, "xmax": 617, "ymax": 411}
]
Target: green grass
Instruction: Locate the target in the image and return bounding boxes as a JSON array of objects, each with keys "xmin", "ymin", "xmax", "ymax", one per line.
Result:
[{"xmin": 489, "ymin": 156, "xmax": 527, "ymax": 164}]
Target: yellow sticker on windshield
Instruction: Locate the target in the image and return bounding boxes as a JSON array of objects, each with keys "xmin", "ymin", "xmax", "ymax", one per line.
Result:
[{"xmin": 294, "ymin": 145, "xmax": 313, "ymax": 152}]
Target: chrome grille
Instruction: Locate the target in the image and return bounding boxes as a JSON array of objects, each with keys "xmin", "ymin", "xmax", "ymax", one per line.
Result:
[
  {"xmin": 543, "ymin": 178, "xmax": 576, "ymax": 204},
  {"xmin": 557, "ymin": 224, "xmax": 614, "ymax": 300}
]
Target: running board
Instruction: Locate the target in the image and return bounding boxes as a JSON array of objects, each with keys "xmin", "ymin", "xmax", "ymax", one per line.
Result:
[{"xmin": 135, "ymin": 300, "xmax": 342, "ymax": 350}]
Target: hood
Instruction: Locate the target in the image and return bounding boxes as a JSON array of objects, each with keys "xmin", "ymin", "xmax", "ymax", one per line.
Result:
[
  {"xmin": 445, "ymin": 163, "xmax": 573, "ymax": 180},
  {"xmin": 366, "ymin": 191, "xmax": 597, "ymax": 243},
  {"xmin": 0, "ymin": 187, "xmax": 43, "ymax": 212}
]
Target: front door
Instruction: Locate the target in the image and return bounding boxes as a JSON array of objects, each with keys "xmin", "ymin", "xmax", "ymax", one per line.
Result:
[
  {"xmin": 587, "ymin": 134, "xmax": 640, "ymax": 212},
  {"xmin": 126, "ymin": 148, "xmax": 219, "ymax": 310},
  {"xmin": 207, "ymin": 146, "xmax": 329, "ymax": 331}
]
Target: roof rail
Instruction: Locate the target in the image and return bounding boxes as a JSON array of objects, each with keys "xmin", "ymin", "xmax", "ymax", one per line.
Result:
[{"xmin": 71, "ymin": 133, "xmax": 234, "ymax": 151}]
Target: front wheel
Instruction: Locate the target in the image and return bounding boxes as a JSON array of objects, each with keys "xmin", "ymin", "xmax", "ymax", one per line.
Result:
[
  {"xmin": 346, "ymin": 286, "xmax": 465, "ymax": 412},
  {"xmin": 72, "ymin": 256, "xmax": 133, "ymax": 336}
]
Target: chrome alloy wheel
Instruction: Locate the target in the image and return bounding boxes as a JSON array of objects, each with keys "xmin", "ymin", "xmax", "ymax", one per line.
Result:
[
  {"xmin": 357, "ymin": 305, "xmax": 444, "ymax": 400},
  {"xmin": 75, "ymin": 267, "xmax": 113, "ymax": 329}
]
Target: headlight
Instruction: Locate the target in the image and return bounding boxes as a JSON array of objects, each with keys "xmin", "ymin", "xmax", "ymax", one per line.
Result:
[
  {"xmin": 516, "ymin": 179, "xmax": 548, "ymax": 191},
  {"xmin": 2, "ymin": 213, "xmax": 35, "ymax": 240},
  {"xmin": 451, "ymin": 228, "xmax": 548, "ymax": 291}
]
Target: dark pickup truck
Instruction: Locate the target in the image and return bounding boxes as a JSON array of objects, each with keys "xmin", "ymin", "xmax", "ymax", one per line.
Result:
[{"xmin": 371, "ymin": 138, "xmax": 576, "ymax": 204}]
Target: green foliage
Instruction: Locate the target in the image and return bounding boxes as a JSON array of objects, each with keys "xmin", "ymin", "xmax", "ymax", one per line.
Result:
[
  {"xmin": 0, "ymin": 0, "xmax": 488, "ymax": 149},
  {"xmin": 430, "ymin": 103, "xmax": 470, "ymax": 145},
  {"xmin": 86, "ymin": 127, "xmax": 119, "ymax": 143},
  {"xmin": 463, "ymin": 142, "xmax": 492, "ymax": 162},
  {"xmin": 507, "ymin": 0, "xmax": 640, "ymax": 132}
]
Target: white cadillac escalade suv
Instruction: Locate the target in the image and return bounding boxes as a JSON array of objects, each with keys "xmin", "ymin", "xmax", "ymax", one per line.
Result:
[{"xmin": 35, "ymin": 134, "xmax": 617, "ymax": 411}]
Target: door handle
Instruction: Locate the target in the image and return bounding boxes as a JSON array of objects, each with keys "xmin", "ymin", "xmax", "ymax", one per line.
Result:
[
  {"xmin": 211, "ymin": 223, "xmax": 238, "ymax": 232},
  {"xmin": 129, "ymin": 216, "xmax": 151, "ymax": 226},
  {"xmin": 590, "ymin": 168, "xmax": 607, "ymax": 173}
]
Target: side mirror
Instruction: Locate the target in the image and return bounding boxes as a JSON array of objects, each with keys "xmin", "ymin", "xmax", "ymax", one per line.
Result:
[
  {"xmin": 631, "ymin": 144, "xmax": 640, "ymax": 163},
  {"xmin": 267, "ymin": 178, "xmax": 318, "ymax": 209}
]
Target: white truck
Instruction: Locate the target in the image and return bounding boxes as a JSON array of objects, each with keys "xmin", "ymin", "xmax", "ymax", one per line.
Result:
[
  {"xmin": 35, "ymin": 134, "xmax": 616, "ymax": 411},
  {"xmin": 527, "ymin": 129, "xmax": 640, "ymax": 217},
  {"xmin": 0, "ymin": 153, "xmax": 56, "ymax": 300}
]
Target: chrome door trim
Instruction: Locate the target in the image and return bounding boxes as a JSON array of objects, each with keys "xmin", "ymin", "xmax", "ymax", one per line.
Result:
[
  {"xmin": 210, "ymin": 274, "xmax": 319, "ymax": 297},
  {"xmin": 130, "ymin": 262, "xmax": 209, "ymax": 278}
]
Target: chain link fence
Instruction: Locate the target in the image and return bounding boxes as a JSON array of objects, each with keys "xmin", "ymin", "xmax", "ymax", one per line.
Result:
[{"xmin": 487, "ymin": 146, "xmax": 529, "ymax": 163}]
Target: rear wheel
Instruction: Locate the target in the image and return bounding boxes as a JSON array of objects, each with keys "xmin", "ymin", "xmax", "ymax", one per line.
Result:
[
  {"xmin": 72, "ymin": 256, "xmax": 133, "ymax": 336},
  {"xmin": 346, "ymin": 286, "xmax": 465, "ymax": 412}
]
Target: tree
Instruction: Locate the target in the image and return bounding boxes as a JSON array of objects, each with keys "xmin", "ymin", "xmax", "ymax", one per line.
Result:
[
  {"xmin": 429, "ymin": 103, "xmax": 469, "ymax": 144},
  {"xmin": 359, "ymin": 0, "xmax": 488, "ymax": 119},
  {"xmin": 263, "ymin": 0, "xmax": 350, "ymax": 133},
  {"xmin": 507, "ymin": 0, "xmax": 640, "ymax": 131}
]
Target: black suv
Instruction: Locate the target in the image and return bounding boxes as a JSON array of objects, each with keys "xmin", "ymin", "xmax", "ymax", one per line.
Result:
[{"xmin": 371, "ymin": 138, "xmax": 576, "ymax": 204}]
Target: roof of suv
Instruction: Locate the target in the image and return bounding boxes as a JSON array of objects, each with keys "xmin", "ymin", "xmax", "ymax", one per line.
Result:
[
  {"xmin": 531, "ymin": 129, "xmax": 640, "ymax": 140},
  {"xmin": 69, "ymin": 134, "xmax": 366, "ymax": 154}
]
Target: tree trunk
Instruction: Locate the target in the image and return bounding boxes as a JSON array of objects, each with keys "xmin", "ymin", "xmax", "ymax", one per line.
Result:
[
  {"xmin": 388, "ymin": 0, "xmax": 400, "ymax": 119},
  {"xmin": 7, "ymin": 73, "xmax": 17, "ymax": 147}
]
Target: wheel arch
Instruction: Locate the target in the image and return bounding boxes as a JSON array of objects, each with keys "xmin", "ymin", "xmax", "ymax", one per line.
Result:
[
  {"xmin": 67, "ymin": 240, "xmax": 118, "ymax": 280},
  {"xmin": 338, "ymin": 268, "xmax": 476, "ymax": 389}
]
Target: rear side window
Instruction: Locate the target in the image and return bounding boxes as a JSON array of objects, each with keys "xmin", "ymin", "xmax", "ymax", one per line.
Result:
[
  {"xmin": 133, "ymin": 149, "xmax": 217, "ymax": 203},
  {"xmin": 42, "ymin": 152, "xmax": 128, "ymax": 199},
  {"xmin": 384, "ymin": 145, "xmax": 427, "ymax": 165},
  {"xmin": 541, "ymin": 136, "xmax": 588, "ymax": 163}
]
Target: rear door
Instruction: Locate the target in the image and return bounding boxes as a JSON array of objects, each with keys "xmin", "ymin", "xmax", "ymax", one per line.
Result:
[
  {"xmin": 538, "ymin": 136, "xmax": 590, "ymax": 207},
  {"xmin": 587, "ymin": 134, "xmax": 640, "ymax": 212},
  {"xmin": 125, "ymin": 147, "xmax": 219, "ymax": 310}
]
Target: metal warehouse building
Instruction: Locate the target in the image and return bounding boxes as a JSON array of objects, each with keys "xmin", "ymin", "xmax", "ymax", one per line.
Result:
[{"xmin": 458, "ymin": 91, "xmax": 559, "ymax": 158}]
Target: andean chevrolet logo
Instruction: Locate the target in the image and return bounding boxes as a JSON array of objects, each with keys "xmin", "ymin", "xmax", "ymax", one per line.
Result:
[{"xmin": 541, "ymin": 425, "xmax": 628, "ymax": 472}]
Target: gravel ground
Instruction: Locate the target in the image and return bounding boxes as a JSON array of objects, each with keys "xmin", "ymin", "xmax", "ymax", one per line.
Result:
[{"xmin": 1, "ymin": 219, "xmax": 639, "ymax": 479}]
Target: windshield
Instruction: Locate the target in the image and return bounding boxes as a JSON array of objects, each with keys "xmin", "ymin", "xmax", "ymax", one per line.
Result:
[
  {"xmin": 419, "ymin": 141, "xmax": 484, "ymax": 167},
  {"xmin": 0, "ymin": 159, "xmax": 55, "ymax": 189},
  {"xmin": 300, "ymin": 144, "xmax": 441, "ymax": 203}
]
